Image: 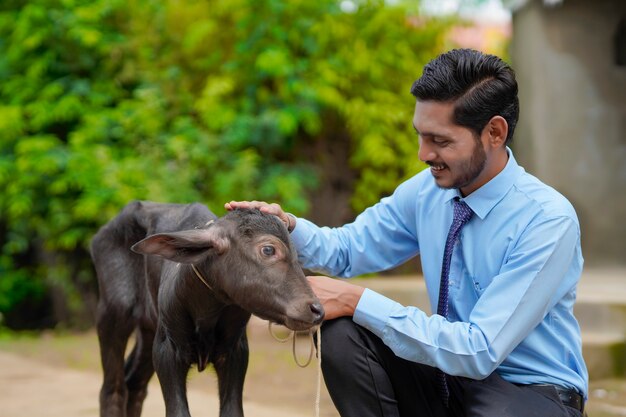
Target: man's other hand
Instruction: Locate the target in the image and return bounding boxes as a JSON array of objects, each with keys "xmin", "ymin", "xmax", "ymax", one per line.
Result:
[{"xmin": 307, "ymin": 275, "xmax": 365, "ymax": 320}]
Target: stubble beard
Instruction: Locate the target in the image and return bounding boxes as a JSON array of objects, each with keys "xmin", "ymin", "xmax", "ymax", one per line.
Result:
[{"xmin": 440, "ymin": 139, "xmax": 487, "ymax": 191}]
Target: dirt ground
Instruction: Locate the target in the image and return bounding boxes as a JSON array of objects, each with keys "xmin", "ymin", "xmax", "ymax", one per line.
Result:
[
  {"xmin": 2, "ymin": 316, "xmax": 626, "ymax": 417},
  {"xmin": 0, "ymin": 316, "xmax": 339, "ymax": 417}
]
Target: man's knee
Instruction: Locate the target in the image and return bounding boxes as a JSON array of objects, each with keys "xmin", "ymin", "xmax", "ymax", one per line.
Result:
[{"xmin": 320, "ymin": 317, "xmax": 363, "ymax": 366}]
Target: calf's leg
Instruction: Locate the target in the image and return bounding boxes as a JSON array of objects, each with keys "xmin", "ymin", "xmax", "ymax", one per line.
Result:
[
  {"xmin": 97, "ymin": 302, "xmax": 136, "ymax": 417},
  {"xmin": 125, "ymin": 325, "xmax": 156, "ymax": 417},
  {"xmin": 214, "ymin": 330, "xmax": 249, "ymax": 417},
  {"xmin": 153, "ymin": 325, "xmax": 192, "ymax": 417}
]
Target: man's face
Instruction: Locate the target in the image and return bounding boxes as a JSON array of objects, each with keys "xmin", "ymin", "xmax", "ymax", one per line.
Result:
[{"xmin": 413, "ymin": 100, "xmax": 489, "ymax": 196}]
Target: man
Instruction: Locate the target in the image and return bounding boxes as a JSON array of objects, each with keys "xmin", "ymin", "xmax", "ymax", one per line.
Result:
[{"xmin": 226, "ymin": 49, "xmax": 587, "ymax": 417}]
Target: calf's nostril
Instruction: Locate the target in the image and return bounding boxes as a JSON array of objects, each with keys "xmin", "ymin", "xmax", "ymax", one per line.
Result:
[{"xmin": 310, "ymin": 302, "xmax": 325, "ymax": 323}]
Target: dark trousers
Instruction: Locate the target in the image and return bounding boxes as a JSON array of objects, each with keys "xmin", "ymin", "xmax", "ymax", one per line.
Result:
[{"xmin": 320, "ymin": 318, "xmax": 584, "ymax": 417}]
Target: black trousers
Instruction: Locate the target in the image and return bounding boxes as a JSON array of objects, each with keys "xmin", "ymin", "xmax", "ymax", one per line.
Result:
[{"xmin": 320, "ymin": 317, "xmax": 584, "ymax": 417}]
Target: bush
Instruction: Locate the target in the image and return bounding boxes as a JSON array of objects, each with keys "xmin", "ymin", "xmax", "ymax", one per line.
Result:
[{"xmin": 0, "ymin": 0, "xmax": 451, "ymax": 328}]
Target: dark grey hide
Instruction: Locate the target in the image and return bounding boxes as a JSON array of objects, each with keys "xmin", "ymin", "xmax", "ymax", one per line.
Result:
[{"xmin": 91, "ymin": 201, "xmax": 324, "ymax": 417}]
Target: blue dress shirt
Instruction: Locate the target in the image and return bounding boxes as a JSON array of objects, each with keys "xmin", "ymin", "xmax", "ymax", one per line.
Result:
[{"xmin": 291, "ymin": 149, "xmax": 588, "ymax": 398}]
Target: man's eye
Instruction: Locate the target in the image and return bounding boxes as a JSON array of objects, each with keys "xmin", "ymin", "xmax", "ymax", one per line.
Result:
[{"xmin": 261, "ymin": 245, "xmax": 276, "ymax": 257}]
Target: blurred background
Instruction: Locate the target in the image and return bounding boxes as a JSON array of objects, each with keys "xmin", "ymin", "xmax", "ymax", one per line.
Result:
[
  {"xmin": 0, "ymin": 0, "xmax": 625, "ymax": 415},
  {"xmin": 0, "ymin": 0, "xmax": 514, "ymax": 330},
  {"xmin": 2, "ymin": 0, "xmax": 623, "ymax": 331}
]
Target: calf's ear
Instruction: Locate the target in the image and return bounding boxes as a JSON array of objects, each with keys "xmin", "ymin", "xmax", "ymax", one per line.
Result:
[{"xmin": 131, "ymin": 228, "xmax": 229, "ymax": 264}]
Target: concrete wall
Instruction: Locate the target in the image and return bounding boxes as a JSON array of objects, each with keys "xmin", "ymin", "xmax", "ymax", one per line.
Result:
[{"xmin": 510, "ymin": 0, "xmax": 626, "ymax": 265}]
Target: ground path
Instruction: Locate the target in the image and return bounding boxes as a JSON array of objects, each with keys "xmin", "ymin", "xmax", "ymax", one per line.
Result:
[
  {"xmin": 2, "ymin": 273, "xmax": 626, "ymax": 416},
  {"xmin": 0, "ymin": 317, "xmax": 338, "ymax": 417}
]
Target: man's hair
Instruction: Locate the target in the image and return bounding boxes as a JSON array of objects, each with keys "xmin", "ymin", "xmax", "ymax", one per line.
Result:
[{"xmin": 410, "ymin": 49, "xmax": 519, "ymax": 144}]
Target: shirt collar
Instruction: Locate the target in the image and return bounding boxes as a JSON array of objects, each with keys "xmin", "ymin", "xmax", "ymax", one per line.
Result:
[{"xmin": 443, "ymin": 147, "xmax": 524, "ymax": 220}]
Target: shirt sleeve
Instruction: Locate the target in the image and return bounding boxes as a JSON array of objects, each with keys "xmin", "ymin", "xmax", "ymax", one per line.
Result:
[
  {"xmin": 353, "ymin": 215, "xmax": 581, "ymax": 379},
  {"xmin": 290, "ymin": 180, "xmax": 421, "ymax": 277}
]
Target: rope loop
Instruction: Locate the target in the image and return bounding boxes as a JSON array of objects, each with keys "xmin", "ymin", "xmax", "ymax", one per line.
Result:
[
  {"xmin": 268, "ymin": 321, "xmax": 294, "ymax": 342},
  {"xmin": 268, "ymin": 322, "xmax": 316, "ymax": 368},
  {"xmin": 267, "ymin": 322, "xmax": 322, "ymax": 416}
]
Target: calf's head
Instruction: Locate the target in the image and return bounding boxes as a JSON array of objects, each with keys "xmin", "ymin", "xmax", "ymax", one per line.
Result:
[{"xmin": 131, "ymin": 209, "xmax": 324, "ymax": 330}]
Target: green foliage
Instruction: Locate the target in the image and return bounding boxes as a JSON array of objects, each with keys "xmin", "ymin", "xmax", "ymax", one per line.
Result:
[{"xmin": 0, "ymin": 0, "xmax": 451, "ymax": 328}]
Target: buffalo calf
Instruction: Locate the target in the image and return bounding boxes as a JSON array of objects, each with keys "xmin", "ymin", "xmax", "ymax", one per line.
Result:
[{"xmin": 91, "ymin": 201, "xmax": 324, "ymax": 417}]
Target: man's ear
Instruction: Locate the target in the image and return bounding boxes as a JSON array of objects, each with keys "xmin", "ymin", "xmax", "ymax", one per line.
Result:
[
  {"xmin": 131, "ymin": 227, "xmax": 230, "ymax": 264},
  {"xmin": 484, "ymin": 115, "xmax": 508, "ymax": 148}
]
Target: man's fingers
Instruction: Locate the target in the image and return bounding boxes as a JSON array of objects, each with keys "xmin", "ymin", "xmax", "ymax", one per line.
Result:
[
  {"xmin": 261, "ymin": 203, "xmax": 283, "ymax": 216},
  {"xmin": 225, "ymin": 200, "xmax": 264, "ymax": 210},
  {"xmin": 224, "ymin": 201, "xmax": 290, "ymax": 229},
  {"xmin": 305, "ymin": 275, "xmax": 364, "ymax": 319},
  {"xmin": 225, "ymin": 201, "xmax": 247, "ymax": 210}
]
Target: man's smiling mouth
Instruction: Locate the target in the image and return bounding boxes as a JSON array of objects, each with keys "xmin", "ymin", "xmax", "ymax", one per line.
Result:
[{"xmin": 429, "ymin": 163, "xmax": 447, "ymax": 172}]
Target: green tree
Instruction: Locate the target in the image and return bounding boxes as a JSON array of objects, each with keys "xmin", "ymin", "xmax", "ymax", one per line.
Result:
[{"xmin": 0, "ymin": 0, "xmax": 452, "ymax": 328}]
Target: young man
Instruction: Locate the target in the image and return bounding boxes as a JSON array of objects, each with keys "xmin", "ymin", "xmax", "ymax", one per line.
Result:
[{"xmin": 226, "ymin": 49, "xmax": 587, "ymax": 417}]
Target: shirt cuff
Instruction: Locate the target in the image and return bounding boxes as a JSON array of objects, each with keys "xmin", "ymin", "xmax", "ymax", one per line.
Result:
[
  {"xmin": 353, "ymin": 288, "xmax": 400, "ymax": 338},
  {"xmin": 289, "ymin": 216, "xmax": 315, "ymax": 248}
]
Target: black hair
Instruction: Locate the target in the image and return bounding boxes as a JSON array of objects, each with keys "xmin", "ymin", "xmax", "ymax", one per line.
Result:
[{"xmin": 410, "ymin": 49, "xmax": 519, "ymax": 144}]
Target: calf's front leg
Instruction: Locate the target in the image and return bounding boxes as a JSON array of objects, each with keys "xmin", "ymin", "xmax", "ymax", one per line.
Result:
[
  {"xmin": 153, "ymin": 326, "xmax": 192, "ymax": 417},
  {"xmin": 214, "ymin": 331, "xmax": 249, "ymax": 417}
]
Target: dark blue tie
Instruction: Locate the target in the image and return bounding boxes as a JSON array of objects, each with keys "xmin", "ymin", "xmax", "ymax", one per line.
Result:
[{"xmin": 436, "ymin": 198, "xmax": 473, "ymax": 406}]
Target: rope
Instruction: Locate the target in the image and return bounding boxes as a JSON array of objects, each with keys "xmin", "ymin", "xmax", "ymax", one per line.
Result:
[
  {"xmin": 315, "ymin": 326, "xmax": 321, "ymax": 417},
  {"xmin": 190, "ymin": 220, "xmax": 215, "ymax": 291},
  {"xmin": 268, "ymin": 322, "xmax": 322, "ymax": 417},
  {"xmin": 191, "ymin": 264, "xmax": 213, "ymax": 291}
]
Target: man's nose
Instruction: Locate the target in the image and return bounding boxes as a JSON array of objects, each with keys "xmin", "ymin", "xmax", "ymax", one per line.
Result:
[{"xmin": 418, "ymin": 141, "xmax": 435, "ymax": 162}]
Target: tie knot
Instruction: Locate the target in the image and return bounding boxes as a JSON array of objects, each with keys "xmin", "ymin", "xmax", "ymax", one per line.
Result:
[{"xmin": 453, "ymin": 199, "xmax": 473, "ymax": 226}]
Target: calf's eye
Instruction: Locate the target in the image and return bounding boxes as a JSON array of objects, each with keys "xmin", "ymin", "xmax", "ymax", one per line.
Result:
[{"xmin": 261, "ymin": 245, "xmax": 275, "ymax": 257}]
